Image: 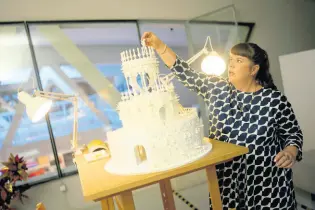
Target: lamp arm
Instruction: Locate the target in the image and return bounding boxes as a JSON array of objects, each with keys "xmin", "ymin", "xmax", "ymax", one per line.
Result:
[
  {"xmin": 187, "ymin": 48, "xmax": 208, "ymax": 65},
  {"xmin": 34, "ymin": 91, "xmax": 76, "ymax": 102},
  {"xmin": 34, "ymin": 90, "xmax": 79, "ymax": 152},
  {"xmin": 186, "ymin": 36, "xmax": 214, "ymax": 65},
  {"xmin": 72, "ymin": 97, "xmax": 78, "ymax": 151}
]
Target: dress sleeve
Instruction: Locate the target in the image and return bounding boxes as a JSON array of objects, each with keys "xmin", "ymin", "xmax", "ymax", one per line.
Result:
[
  {"xmin": 276, "ymin": 94, "xmax": 303, "ymax": 161},
  {"xmin": 169, "ymin": 55, "xmax": 227, "ymax": 100}
]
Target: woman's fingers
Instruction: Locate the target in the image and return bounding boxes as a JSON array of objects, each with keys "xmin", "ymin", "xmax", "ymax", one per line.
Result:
[
  {"xmin": 284, "ymin": 162, "xmax": 294, "ymax": 169},
  {"xmin": 141, "ymin": 32, "xmax": 164, "ymax": 50},
  {"xmin": 275, "ymin": 154, "xmax": 286, "ymax": 167},
  {"xmin": 278, "ymin": 159, "xmax": 292, "ymax": 168},
  {"xmin": 141, "ymin": 32, "xmax": 152, "ymax": 40},
  {"xmin": 274, "ymin": 151, "xmax": 284, "ymax": 163},
  {"xmin": 274, "ymin": 151, "xmax": 295, "ymax": 168},
  {"xmin": 142, "ymin": 32, "xmax": 155, "ymax": 47}
]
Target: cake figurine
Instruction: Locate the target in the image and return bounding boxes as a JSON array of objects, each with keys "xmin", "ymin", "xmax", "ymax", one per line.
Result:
[{"xmin": 104, "ymin": 42, "xmax": 212, "ymax": 175}]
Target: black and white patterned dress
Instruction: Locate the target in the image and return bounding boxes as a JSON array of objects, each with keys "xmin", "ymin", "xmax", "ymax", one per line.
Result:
[{"xmin": 170, "ymin": 56, "xmax": 303, "ymax": 210}]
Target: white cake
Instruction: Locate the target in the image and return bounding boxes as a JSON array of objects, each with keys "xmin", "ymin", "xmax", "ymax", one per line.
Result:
[{"xmin": 104, "ymin": 45, "xmax": 212, "ymax": 175}]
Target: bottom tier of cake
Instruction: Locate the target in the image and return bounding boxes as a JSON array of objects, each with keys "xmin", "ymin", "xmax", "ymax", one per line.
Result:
[
  {"xmin": 104, "ymin": 113, "xmax": 212, "ymax": 175},
  {"xmin": 104, "ymin": 141, "xmax": 212, "ymax": 175}
]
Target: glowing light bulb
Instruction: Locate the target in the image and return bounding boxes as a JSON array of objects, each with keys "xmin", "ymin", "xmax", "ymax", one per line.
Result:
[
  {"xmin": 17, "ymin": 91, "xmax": 52, "ymax": 122},
  {"xmin": 201, "ymin": 52, "xmax": 226, "ymax": 75}
]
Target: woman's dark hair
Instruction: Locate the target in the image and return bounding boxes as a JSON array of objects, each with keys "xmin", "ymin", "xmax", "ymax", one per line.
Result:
[{"xmin": 230, "ymin": 43, "xmax": 277, "ymax": 90}]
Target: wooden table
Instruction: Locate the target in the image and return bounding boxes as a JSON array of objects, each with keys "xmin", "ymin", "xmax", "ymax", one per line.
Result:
[{"xmin": 76, "ymin": 139, "xmax": 248, "ymax": 210}]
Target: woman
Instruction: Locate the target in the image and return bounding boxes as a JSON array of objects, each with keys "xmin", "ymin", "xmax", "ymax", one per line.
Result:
[{"xmin": 142, "ymin": 32, "xmax": 303, "ymax": 210}]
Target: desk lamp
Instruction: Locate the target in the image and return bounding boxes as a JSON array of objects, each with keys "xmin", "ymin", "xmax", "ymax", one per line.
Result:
[
  {"xmin": 18, "ymin": 90, "xmax": 80, "ymax": 153},
  {"xmin": 187, "ymin": 36, "xmax": 226, "ymax": 76},
  {"xmin": 18, "ymin": 89, "xmax": 110, "ymax": 163}
]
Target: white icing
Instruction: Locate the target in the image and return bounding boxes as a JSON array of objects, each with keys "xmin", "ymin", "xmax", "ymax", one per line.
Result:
[{"xmin": 105, "ymin": 45, "xmax": 212, "ymax": 175}]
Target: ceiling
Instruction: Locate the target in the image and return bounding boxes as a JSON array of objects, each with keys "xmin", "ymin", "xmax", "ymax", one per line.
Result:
[{"xmin": 0, "ymin": 0, "xmax": 233, "ymax": 22}]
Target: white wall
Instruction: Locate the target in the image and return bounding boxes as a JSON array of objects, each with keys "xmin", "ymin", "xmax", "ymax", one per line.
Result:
[
  {"xmin": 233, "ymin": 0, "xmax": 315, "ymax": 92},
  {"xmin": 279, "ymin": 49, "xmax": 315, "ymax": 194},
  {"xmin": 3, "ymin": 0, "xmax": 315, "ymax": 209}
]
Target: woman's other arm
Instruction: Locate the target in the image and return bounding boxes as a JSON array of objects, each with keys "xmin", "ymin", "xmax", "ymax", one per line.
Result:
[{"xmin": 274, "ymin": 94, "xmax": 303, "ymax": 168}]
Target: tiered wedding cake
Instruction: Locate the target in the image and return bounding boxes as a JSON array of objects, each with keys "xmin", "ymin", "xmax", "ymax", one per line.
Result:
[{"xmin": 104, "ymin": 44, "xmax": 212, "ymax": 175}]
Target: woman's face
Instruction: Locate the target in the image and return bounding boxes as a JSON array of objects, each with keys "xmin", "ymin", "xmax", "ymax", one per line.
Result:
[{"xmin": 228, "ymin": 53, "xmax": 256, "ymax": 85}]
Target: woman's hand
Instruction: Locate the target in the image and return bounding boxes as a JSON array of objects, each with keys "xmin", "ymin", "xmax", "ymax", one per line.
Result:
[
  {"xmin": 141, "ymin": 32, "xmax": 176, "ymax": 68},
  {"xmin": 274, "ymin": 146, "xmax": 298, "ymax": 168},
  {"xmin": 141, "ymin": 32, "xmax": 165, "ymax": 53}
]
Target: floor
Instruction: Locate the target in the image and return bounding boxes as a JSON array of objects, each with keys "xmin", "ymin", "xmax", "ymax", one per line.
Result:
[
  {"xmin": 14, "ymin": 169, "xmax": 314, "ymax": 210},
  {"xmin": 295, "ymin": 188, "xmax": 315, "ymax": 210},
  {"xmin": 132, "ymin": 180, "xmax": 315, "ymax": 210}
]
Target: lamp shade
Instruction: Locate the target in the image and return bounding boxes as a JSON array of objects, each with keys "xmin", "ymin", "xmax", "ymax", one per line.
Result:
[
  {"xmin": 18, "ymin": 91, "xmax": 53, "ymax": 123},
  {"xmin": 201, "ymin": 51, "xmax": 226, "ymax": 76}
]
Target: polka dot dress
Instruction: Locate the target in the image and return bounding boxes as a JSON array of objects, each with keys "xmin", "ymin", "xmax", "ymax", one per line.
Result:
[{"xmin": 170, "ymin": 56, "xmax": 303, "ymax": 210}]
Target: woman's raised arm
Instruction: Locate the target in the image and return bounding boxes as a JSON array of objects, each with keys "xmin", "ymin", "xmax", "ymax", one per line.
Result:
[{"xmin": 141, "ymin": 32, "xmax": 227, "ymax": 99}]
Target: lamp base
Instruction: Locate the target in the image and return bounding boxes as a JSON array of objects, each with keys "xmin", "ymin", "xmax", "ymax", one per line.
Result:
[{"xmin": 84, "ymin": 150, "xmax": 110, "ymax": 162}]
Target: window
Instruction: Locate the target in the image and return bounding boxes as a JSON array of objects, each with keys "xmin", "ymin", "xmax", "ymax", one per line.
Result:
[
  {"xmin": 28, "ymin": 21, "xmax": 140, "ymax": 174},
  {"xmin": 138, "ymin": 21, "xmax": 199, "ymax": 107},
  {"xmin": 0, "ymin": 24, "xmax": 58, "ymax": 183}
]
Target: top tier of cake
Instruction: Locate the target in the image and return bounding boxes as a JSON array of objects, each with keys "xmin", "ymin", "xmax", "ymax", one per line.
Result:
[
  {"xmin": 120, "ymin": 46, "xmax": 159, "ymax": 76},
  {"xmin": 119, "ymin": 46, "xmax": 175, "ymax": 101},
  {"xmin": 118, "ymin": 45, "xmax": 185, "ymax": 127}
]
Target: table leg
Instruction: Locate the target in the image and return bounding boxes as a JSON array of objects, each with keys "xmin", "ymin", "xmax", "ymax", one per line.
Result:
[
  {"xmin": 206, "ymin": 165, "xmax": 223, "ymax": 210},
  {"xmin": 159, "ymin": 179, "xmax": 176, "ymax": 210},
  {"xmin": 115, "ymin": 191, "xmax": 136, "ymax": 210},
  {"xmin": 114, "ymin": 196, "xmax": 123, "ymax": 210},
  {"xmin": 101, "ymin": 197, "xmax": 115, "ymax": 210}
]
